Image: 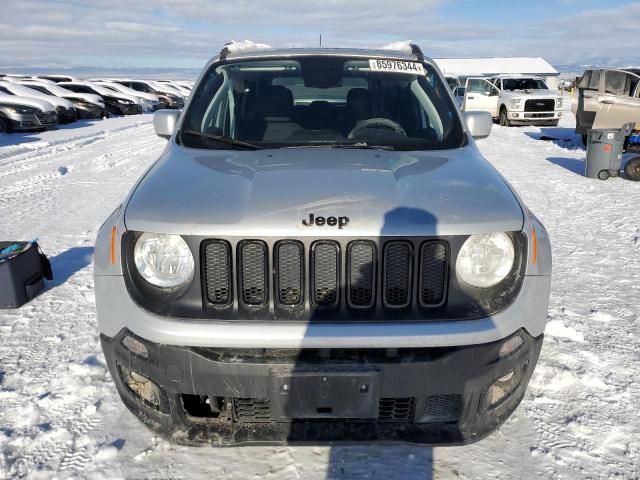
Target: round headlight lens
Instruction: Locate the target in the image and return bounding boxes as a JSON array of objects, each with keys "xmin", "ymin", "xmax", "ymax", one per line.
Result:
[
  {"xmin": 456, "ymin": 233, "xmax": 515, "ymax": 288},
  {"xmin": 133, "ymin": 233, "xmax": 194, "ymax": 288}
]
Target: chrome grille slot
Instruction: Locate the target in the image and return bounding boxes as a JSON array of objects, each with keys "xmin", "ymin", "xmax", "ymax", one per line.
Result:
[
  {"xmin": 383, "ymin": 241, "xmax": 413, "ymax": 308},
  {"xmin": 275, "ymin": 241, "xmax": 304, "ymax": 307},
  {"xmin": 347, "ymin": 240, "xmax": 376, "ymax": 308},
  {"xmin": 311, "ymin": 240, "xmax": 339, "ymax": 307},
  {"xmin": 238, "ymin": 240, "xmax": 268, "ymax": 306},
  {"xmin": 203, "ymin": 240, "xmax": 232, "ymax": 306},
  {"xmin": 419, "ymin": 241, "xmax": 448, "ymax": 307}
]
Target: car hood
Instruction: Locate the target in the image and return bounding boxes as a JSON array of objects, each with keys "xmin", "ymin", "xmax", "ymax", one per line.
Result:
[
  {"xmin": 64, "ymin": 93, "xmax": 104, "ymax": 105},
  {"xmin": 125, "ymin": 145, "xmax": 524, "ymax": 237},
  {"xmin": 0, "ymin": 93, "xmax": 55, "ymax": 111},
  {"xmin": 502, "ymin": 89, "xmax": 559, "ymax": 99}
]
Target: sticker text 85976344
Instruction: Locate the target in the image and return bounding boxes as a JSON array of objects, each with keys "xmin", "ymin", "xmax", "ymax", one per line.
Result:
[{"xmin": 369, "ymin": 59, "xmax": 425, "ymax": 75}]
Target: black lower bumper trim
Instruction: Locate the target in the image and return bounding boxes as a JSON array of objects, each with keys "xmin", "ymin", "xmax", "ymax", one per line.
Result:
[{"xmin": 101, "ymin": 329, "xmax": 543, "ymax": 446}]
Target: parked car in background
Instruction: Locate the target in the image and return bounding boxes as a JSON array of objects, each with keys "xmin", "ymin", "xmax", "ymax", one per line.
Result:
[
  {"xmin": 0, "ymin": 94, "xmax": 58, "ymax": 132},
  {"xmin": 59, "ymin": 82, "xmax": 142, "ymax": 116},
  {"xmin": 17, "ymin": 81, "xmax": 106, "ymax": 119},
  {"xmin": 92, "ymin": 81, "xmax": 161, "ymax": 112},
  {"xmin": 175, "ymin": 81, "xmax": 193, "ymax": 91},
  {"xmin": 463, "ymin": 75, "xmax": 562, "ymax": 127},
  {"xmin": 35, "ymin": 74, "xmax": 81, "ymax": 83},
  {"xmin": 112, "ymin": 79, "xmax": 184, "ymax": 109},
  {"xmin": 156, "ymin": 80, "xmax": 191, "ymax": 97},
  {"xmin": 573, "ymin": 68, "xmax": 640, "ymax": 143},
  {"xmin": 0, "ymin": 80, "xmax": 77, "ymax": 124}
]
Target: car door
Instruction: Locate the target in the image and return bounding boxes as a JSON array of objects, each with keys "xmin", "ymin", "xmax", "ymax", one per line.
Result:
[
  {"xmin": 463, "ymin": 78, "xmax": 499, "ymax": 117},
  {"xmin": 575, "ymin": 70, "xmax": 602, "ymax": 133},
  {"xmin": 592, "ymin": 70, "xmax": 640, "ymax": 129}
]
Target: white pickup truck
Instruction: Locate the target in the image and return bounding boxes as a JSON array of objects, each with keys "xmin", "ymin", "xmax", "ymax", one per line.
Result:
[{"xmin": 463, "ymin": 75, "xmax": 563, "ymax": 127}]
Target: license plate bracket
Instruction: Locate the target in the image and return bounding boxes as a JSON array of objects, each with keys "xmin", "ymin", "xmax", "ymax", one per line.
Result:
[{"xmin": 270, "ymin": 369, "xmax": 380, "ymax": 420}]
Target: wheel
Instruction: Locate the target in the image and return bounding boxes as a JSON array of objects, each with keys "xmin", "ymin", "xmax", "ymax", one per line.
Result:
[
  {"xmin": 0, "ymin": 116, "xmax": 10, "ymax": 133},
  {"xmin": 597, "ymin": 170, "xmax": 610, "ymax": 180},
  {"xmin": 624, "ymin": 157, "xmax": 640, "ymax": 181},
  {"xmin": 499, "ymin": 107, "xmax": 511, "ymax": 127}
]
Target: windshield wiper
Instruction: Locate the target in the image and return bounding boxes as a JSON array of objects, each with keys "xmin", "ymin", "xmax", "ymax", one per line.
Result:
[
  {"xmin": 283, "ymin": 143, "xmax": 394, "ymax": 151},
  {"xmin": 180, "ymin": 130, "xmax": 261, "ymax": 150}
]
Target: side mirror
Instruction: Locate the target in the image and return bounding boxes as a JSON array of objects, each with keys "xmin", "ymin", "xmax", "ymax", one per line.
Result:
[
  {"xmin": 464, "ymin": 111, "xmax": 493, "ymax": 140},
  {"xmin": 153, "ymin": 109, "xmax": 180, "ymax": 139}
]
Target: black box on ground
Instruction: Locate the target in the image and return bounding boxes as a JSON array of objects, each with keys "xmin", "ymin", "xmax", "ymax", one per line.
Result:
[{"xmin": 0, "ymin": 241, "xmax": 48, "ymax": 309}]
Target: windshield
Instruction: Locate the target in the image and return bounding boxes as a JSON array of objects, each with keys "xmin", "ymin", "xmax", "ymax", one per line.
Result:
[
  {"xmin": 502, "ymin": 78, "xmax": 548, "ymax": 91},
  {"xmin": 180, "ymin": 56, "xmax": 464, "ymax": 151}
]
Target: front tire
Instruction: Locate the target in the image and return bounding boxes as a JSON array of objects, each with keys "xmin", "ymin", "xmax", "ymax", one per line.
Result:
[
  {"xmin": 624, "ymin": 157, "xmax": 640, "ymax": 181},
  {"xmin": 597, "ymin": 170, "xmax": 610, "ymax": 180},
  {"xmin": 499, "ymin": 107, "xmax": 511, "ymax": 127},
  {"xmin": 0, "ymin": 116, "xmax": 10, "ymax": 133}
]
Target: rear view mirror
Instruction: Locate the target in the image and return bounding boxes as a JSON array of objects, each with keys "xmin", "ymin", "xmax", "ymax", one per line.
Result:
[
  {"xmin": 464, "ymin": 111, "xmax": 493, "ymax": 140},
  {"xmin": 153, "ymin": 110, "xmax": 181, "ymax": 139}
]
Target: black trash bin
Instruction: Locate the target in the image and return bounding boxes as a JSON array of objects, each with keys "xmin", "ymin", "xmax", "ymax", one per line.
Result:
[
  {"xmin": 0, "ymin": 241, "xmax": 51, "ymax": 308},
  {"xmin": 585, "ymin": 123, "xmax": 635, "ymax": 180}
]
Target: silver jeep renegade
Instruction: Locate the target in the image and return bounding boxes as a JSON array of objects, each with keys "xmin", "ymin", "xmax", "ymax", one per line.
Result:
[{"xmin": 94, "ymin": 44, "xmax": 551, "ymax": 446}]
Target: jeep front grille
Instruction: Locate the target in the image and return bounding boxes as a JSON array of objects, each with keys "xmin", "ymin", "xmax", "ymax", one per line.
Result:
[
  {"xmin": 524, "ymin": 99, "xmax": 554, "ymax": 112},
  {"xmin": 202, "ymin": 238, "xmax": 450, "ymax": 314}
]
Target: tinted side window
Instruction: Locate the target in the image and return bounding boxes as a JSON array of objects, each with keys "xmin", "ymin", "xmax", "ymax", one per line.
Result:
[{"xmin": 604, "ymin": 71, "xmax": 630, "ymax": 96}]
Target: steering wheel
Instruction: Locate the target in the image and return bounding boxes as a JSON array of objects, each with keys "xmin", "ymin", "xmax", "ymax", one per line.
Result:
[{"xmin": 347, "ymin": 118, "xmax": 407, "ymax": 139}]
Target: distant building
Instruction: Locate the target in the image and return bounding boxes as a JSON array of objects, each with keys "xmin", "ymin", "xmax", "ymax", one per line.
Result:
[{"xmin": 434, "ymin": 57, "xmax": 560, "ymax": 90}]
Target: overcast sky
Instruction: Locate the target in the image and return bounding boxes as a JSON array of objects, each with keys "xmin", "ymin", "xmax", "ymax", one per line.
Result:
[{"xmin": 1, "ymin": 0, "xmax": 637, "ymax": 70}]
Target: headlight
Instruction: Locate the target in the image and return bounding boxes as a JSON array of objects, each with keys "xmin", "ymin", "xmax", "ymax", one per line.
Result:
[
  {"xmin": 133, "ymin": 233, "xmax": 194, "ymax": 288},
  {"xmin": 456, "ymin": 233, "xmax": 515, "ymax": 288},
  {"xmin": 117, "ymin": 99, "xmax": 133, "ymax": 104},
  {"xmin": 509, "ymin": 98, "xmax": 522, "ymax": 109},
  {"xmin": 9, "ymin": 106, "xmax": 38, "ymax": 114},
  {"xmin": 556, "ymin": 98, "xmax": 563, "ymax": 109}
]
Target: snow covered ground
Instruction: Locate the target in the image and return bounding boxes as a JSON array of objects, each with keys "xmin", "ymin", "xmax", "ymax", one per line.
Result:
[{"xmin": 0, "ymin": 104, "xmax": 639, "ymax": 479}]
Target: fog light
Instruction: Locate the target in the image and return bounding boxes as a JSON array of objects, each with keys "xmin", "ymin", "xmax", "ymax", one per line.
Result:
[
  {"xmin": 558, "ymin": 112, "xmax": 563, "ymax": 117},
  {"xmin": 119, "ymin": 365, "xmax": 161, "ymax": 408},
  {"xmin": 122, "ymin": 335, "xmax": 148, "ymax": 358},
  {"xmin": 482, "ymin": 363, "xmax": 527, "ymax": 411},
  {"xmin": 512, "ymin": 113, "xmax": 519, "ymax": 118},
  {"xmin": 498, "ymin": 335, "xmax": 523, "ymax": 358}
]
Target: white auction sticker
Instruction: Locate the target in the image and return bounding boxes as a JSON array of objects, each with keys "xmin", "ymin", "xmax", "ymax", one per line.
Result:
[{"xmin": 369, "ymin": 59, "xmax": 425, "ymax": 75}]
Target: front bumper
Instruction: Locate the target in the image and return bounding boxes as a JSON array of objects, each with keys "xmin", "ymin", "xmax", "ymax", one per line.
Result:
[
  {"xmin": 57, "ymin": 108, "xmax": 77, "ymax": 124},
  {"xmin": 119, "ymin": 104, "xmax": 143, "ymax": 115},
  {"xmin": 101, "ymin": 328, "xmax": 543, "ymax": 446},
  {"xmin": 76, "ymin": 105, "xmax": 105, "ymax": 119},
  {"xmin": 6, "ymin": 111, "xmax": 58, "ymax": 131},
  {"xmin": 508, "ymin": 110, "xmax": 562, "ymax": 124}
]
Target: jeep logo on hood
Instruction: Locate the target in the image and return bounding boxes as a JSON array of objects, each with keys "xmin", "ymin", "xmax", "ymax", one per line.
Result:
[{"xmin": 302, "ymin": 213, "xmax": 349, "ymax": 229}]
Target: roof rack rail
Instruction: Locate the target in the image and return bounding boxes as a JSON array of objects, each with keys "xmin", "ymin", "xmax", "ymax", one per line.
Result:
[{"xmin": 409, "ymin": 43, "xmax": 424, "ymax": 61}]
